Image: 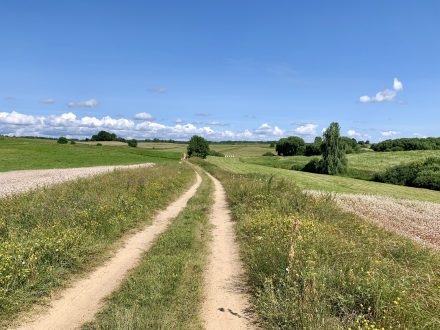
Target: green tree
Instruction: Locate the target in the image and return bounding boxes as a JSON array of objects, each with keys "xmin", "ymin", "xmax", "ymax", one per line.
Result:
[
  {"xmin": 187, "ymin": 135, "xmax": 210, "ymax": 158},
  {"xmin": 127, "ymin": 139, "xmax": 138, "ymax": 147},
  {"xmin": 91, "ymin": 130, "xmax": 117, "ymax": 141},
  {"xmin": 320, "ymin": 122, "xmax": 347, "ymax": 175},
  {"xmin": 57, "ymin": 136, "xmax": 68, "ymax": 144},
  {"xmin": 275, "ymin": 136, "xmax": 305, "ymax": 156}
]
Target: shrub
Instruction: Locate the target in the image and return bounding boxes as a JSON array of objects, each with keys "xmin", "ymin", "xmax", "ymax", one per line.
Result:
[
  {"xmin": 374, "ymin": 157, "xmax": 440, "ymax": 190},
  {"xmin": 57, "ymin": 137, "xmax": 68, "ymax": 144},
  {"xmin": 275, "ymin": 136, "xmax": 305, "ymax": 156},
  {"xmin": 262, "ymin": 152, "xmax": 276, "ymax": 156},
  {"xmin": 187, "ymin": 135, "xmax": 210, "ymax": 158},
  {"xmin": 340, "ymin": 137, "xmax": 361, "ymax": 154},
  {"xmin": 70, "ymin": 140, "xmax": 76, "ymax": 145},
  {"xmin": 127, "ymin": 139, "xmax": 138, "ymax": 148},
  {"xmin": 91, "ymin": 130, "xmax": 117, "ymax": 141},
  {"xmin": 208, "ymin": 150, "xmax": 225, "ymax": 157},
  {"xmin": 96, "ymin": 143, "xmax": 103, "ymax": 146},
  {"xmin": 320, "ymin": 122, "xmax": 347, "ymax": 175},
  {"xmin": 302, "ymin": 158, "xmax": 322, "ymax": 173}
]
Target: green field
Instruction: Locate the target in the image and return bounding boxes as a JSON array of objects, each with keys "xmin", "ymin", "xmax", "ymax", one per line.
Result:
[
  {"xmin": 207, "ymin": 157, "xmax": 440, "ymax": 203},
  {"xmin": 0, "ymin": 138, "xmax": 181, "ymax": 172},
  {"xmin": 242, "ymin": 150, "xmax": 440, "ymax": 180}
]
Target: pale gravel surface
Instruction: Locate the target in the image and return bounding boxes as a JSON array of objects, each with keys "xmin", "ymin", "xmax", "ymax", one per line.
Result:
[
  {"xmin": 307, "ymin": 190, "xmax": 440, "ymax": 250},
  {"xmin": 0, "ymin": 164, "xmax": 154, "ymax": 198}
]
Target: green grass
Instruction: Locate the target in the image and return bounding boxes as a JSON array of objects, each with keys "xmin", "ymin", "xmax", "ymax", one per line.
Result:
[
  {"xmin": 0, "ymin": 164, "xmax": 194, "ymax": 327},
  {"xmin": 243, "ymin": 150, "xmax": 440, "ymax": 180},
  {"xmin": 206, "ymin": 157, "xmax": 440, "ymax": 203},
  {"xmin": 0, "ymin": 137, "xmax": 181, "ymax": 171},
  {"xmin": 83, "ymin": 170, "xmax": 212, "ymax": 330},
  {"xmin": 194, "ymin": 159, "xmax": 440, "ymax": 329}
]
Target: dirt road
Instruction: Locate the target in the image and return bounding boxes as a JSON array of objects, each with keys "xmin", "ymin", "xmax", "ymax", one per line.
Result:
[
  {"xmin": 15, "ymin": 172, "xmax": 202, "ymax": 330},
  {"xmin": 0, "ymin": 164, "xmax": 153, "ymax": 198},
  {"xmin": 202, "ymin": 171, "xmax": 254, "ymax": 330}
]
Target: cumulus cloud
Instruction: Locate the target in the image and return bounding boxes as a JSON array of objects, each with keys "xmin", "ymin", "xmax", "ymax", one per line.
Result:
[
  {"xmin": 40, "ymin": 98, "xmax": 55, "ymax": 104},
  {"xmin": 134, "ymin": 112, "xmax": 153, "ymax": 120},
  {"xmin": 294, "ymin": 123, "xmax": 318, "ymax": 135},
  {"xmin": 381, "ymin": 130, "xmax": 399, "ymax": 137},
  {"xmin": 0, "ymin": 111, "xmax": 292, "ymax": 141},
  {"xmin": 347, "ymin": 129, "xmax": 361, "ymax": 138},
  {"xmin": 67, "ymin": 99, "xmax": 98, "ymax": 108},
  {"xmin": 359, "ymin": 78, "xmax": 403, "ymax": 103},
  {"xmin": 147, "ymin": 87, "xmax": 166, "ymax": 94}
]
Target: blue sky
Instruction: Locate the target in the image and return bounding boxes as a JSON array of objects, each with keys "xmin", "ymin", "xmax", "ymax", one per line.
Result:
[{"xmin": 1, "ymin": 1, "xmax": 439, "ymax": 141}]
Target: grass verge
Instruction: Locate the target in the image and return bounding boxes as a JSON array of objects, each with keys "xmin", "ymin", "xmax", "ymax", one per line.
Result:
[
  {"xmin": 193, "ymin": 159, "xmax": 440, "ymax": 329},
  {"xmin": 0, "ymin": 164, "xmax": 193, "ymax": 327},
  {"xmin": 83, "ymin": 170, "xmax": 212, "ymax": 329}
]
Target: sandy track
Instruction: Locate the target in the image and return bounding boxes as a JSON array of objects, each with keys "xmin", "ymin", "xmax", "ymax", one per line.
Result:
[
  {"xmin": 202, "ymin": 171, "xmax": 254, "ymax": 330},
  {"xmin": 15, "ymin": 171, "xmax": 202, "ymax": 330},
  {"xmin": 0, "ymin": 164, "xmax": 154, "ymax": 198}
]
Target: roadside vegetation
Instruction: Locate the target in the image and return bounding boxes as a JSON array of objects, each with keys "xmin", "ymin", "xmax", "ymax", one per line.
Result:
[
  {"xmin": 83, "ymin": 170, "xmax": 212, "ymax": 330},
  {"xmin": 0, "ymin": 164, "xmax": 193, "ymax": 327},
  {"xmin": 194, "ymin": 159, "xmax": 440, "ymax": 329},
  {"xmin": 0, "ymin": 137, "xmax": 180, "ymax": 172}
]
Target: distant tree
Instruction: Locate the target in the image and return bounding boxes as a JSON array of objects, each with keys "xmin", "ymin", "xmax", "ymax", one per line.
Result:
[
  {"xmin": 320, "ymin": 122, "xmax": 347, "ymax": 175},
  {"xmin": 340, "ymin": 137, "xmax": 361, "ymax": 154},
  {"xmin": 70, "ymin": 140, "xmax": 76, "ymax": 145},
  {"xmin": 91, "ymin": 130, "xmax": 117, "ymax": 141},
  {"xmin": 304, "ymin": 136, "xmax": 323, "ymax": 156},
  {"xmin": 127, "ymin": 139, "xmax": 138, "ymax": 147},
  {"xmin": 57, "ymin": 136, "xmax": 68, "ymax": 144},
  {"xmin": 275, "ymin": 136, "xmax": 305, "ymax": 156},
  {"xmin": 187, "ymin": 135, "xmax": 210, "ymax": 158}
]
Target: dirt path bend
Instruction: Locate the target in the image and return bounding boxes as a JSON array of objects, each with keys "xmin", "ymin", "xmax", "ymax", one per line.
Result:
[
  {"xmin": 15, "ymin": 172, "xmax": 202, "ymax": 330},
  {"xmin": 202, "ymin": 171, "xmax": 254, "ymax": 330},
  {"xmin": 0, "ymin": 164, "xmax": 154, "ymax": 198}
]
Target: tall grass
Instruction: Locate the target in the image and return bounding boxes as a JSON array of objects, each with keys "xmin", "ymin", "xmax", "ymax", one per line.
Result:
[
  {"xmin": 194, "ymin": 159, "xmax": 440, "ymax": 329},
  {"xmin": 83, "ymin": 171, "xmax": 212, "ymax": 329},
  {"xmin": 0, "ymin": 164, "xmax": 193, "ymax": 327}
]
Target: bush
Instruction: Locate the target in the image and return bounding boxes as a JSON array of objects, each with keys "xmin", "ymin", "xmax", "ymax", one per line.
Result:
[
  {"xmin": 275, "ymin": 136, "xmax": 305, "ymax": 156},
  {"xmin": 262, "ymin": 152, "xmax": 276, "ymax": 156},
  {"xmin": 96, "ymin": 143, "xmax": 103, "ymax": 146},
  {"xmin": 374, "ymin": 157, "xmax": 440, "ymax": 190},
  {"xmin": 208, "ymin": 150, "xmax": 225, "ymax": 157},
  {"xmin": 57, "ymin": 137, "xmax": 68, "ymax": 144},
  {"xmin": 91, "ymin": 130, "xmax": 117, "ymax": 141},
  {"xmin": 372, "ymin": 137, "xmax": 440, "ymax": 152},
  {"xmin": 187, "ymin": 135, "xmax": 210, "ymax": 158},
  {"xmin": 70, "ymin": 140, "xmax": 76, "ymax": 145},
  {"xmin": 127, "ymin": 139, "xmax": 138, "ymax": 148},
  {"xmin": 302, "ymin": 158, "xmax": 322, "ymax": 173}
]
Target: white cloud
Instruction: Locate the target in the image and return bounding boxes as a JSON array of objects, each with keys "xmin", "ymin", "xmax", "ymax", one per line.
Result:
[
  {"xmin": 359, "ymin": 78, "xmax": 403, "ymax": 103},
  {"xmin": 381, "ymin": 130, "xmax": 399, "ymax": 137},
  {"xmin": 347, "ymin": 129, "xmax": 361, "ymax": 138},
  {"xmin": 413, "ymin": 133, "xmax": 427, "ymax": 138},
  {"xmin": 147, "ymin": 87, "xmax": 166, "ymax": 94},
  {"xmin": 255, "ymin": 123, "xmax": 284, "ymax": 136},
  {"xmin": 393, "ymin": 78, "xmax": 403, "ymax": 91},
  {"xmin": 134, "ymin": 112, "xmax": 153, "ymax": 120},
  {"xmin": 67, "ymin": 99, "xmax": 98, "ymax": 108},
  {"xmin": 40, "ymin": 98, "xmax": 55, "ymax": 104},
  {"xmin": 0, "ymin": 111, "xmax": 42, "ymax": 125},
  {"xmin": 294, "ymin": 123, "xmax": 318, "ymax": 135}
]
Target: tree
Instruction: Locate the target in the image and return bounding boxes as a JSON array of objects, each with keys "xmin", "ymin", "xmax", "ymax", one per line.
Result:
[
  {"xmin": 320, "ymin": 122, "xmax": 347, "ymax": 175},
  {"xmin": 91, "ymin": 130, "xmax": 117, "ymax": 141},
  {"xmin": 127, "ymin": 139, "xmax": 138, "ymax": 147},
  {"xmin": 57, "ymin": 136, "xmax": 68, "ymax": 144},
  {"xmin": 275, "ymin": 136, "xmax": 305, "ymax": 156},
  {"xmin": 304, "ymin": 137, "xmax": 323, "ymax": 156},
  {"xmin": 187, "ymin": 135, "xmax": 210, "ymax": 158}
]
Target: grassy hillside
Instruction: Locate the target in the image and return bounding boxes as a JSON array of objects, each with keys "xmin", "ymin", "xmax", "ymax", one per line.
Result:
[
  {"xmin": 0, "ymin": 138, "xmax": 181, "ymax": 171},
  {"xmin": 243, "ymin": 149, "xmax": 440, "ymax": 180},
  {"xmin": 207, "ymin": 157, "xmax": 440, "ymax": 203},
  {"xmin": 194, "ymin": 159, "xmax": 440, "ymax": 329}
]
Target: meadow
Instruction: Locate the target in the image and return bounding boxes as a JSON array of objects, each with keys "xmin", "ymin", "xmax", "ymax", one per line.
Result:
[
  {"xmin": 193, "ymin": 159, "xmax": 440, "ymax": 329},
  {"xmin": 0, "ymin": 137, "xmax": 181, "ymax": 172},
  {"xmin": 206, "ymin": 157, "xmax": 440, "ymax": 203},
  {"xmin": 0, "ymin": 164, "xmax": 193, "ymax": 327}
]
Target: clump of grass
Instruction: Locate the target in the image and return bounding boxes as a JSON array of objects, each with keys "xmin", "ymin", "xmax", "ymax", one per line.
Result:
[
  {"xmin": 0, "ymin": 164, "xmax": 193, "ymax": 327},
  {"xmin": 194, "ymin": 159, "xmax": 440, "ymax": 329},
  {"xmin": 83, "ymin": 171, "xmax": 212, "ymax": 329}
]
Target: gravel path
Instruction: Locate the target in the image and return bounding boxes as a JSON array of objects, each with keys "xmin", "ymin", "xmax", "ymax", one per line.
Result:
[
  {"xmin": 0, "ymin": 164, "xmax": 154, "ymax": 198},
  {"xmin": 202, "ymin": 171, "xmax": 254, "ymax": 329},
  {"xmin": 15, "ymin": 171, "xmax": 202, "ymax": 330}
]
